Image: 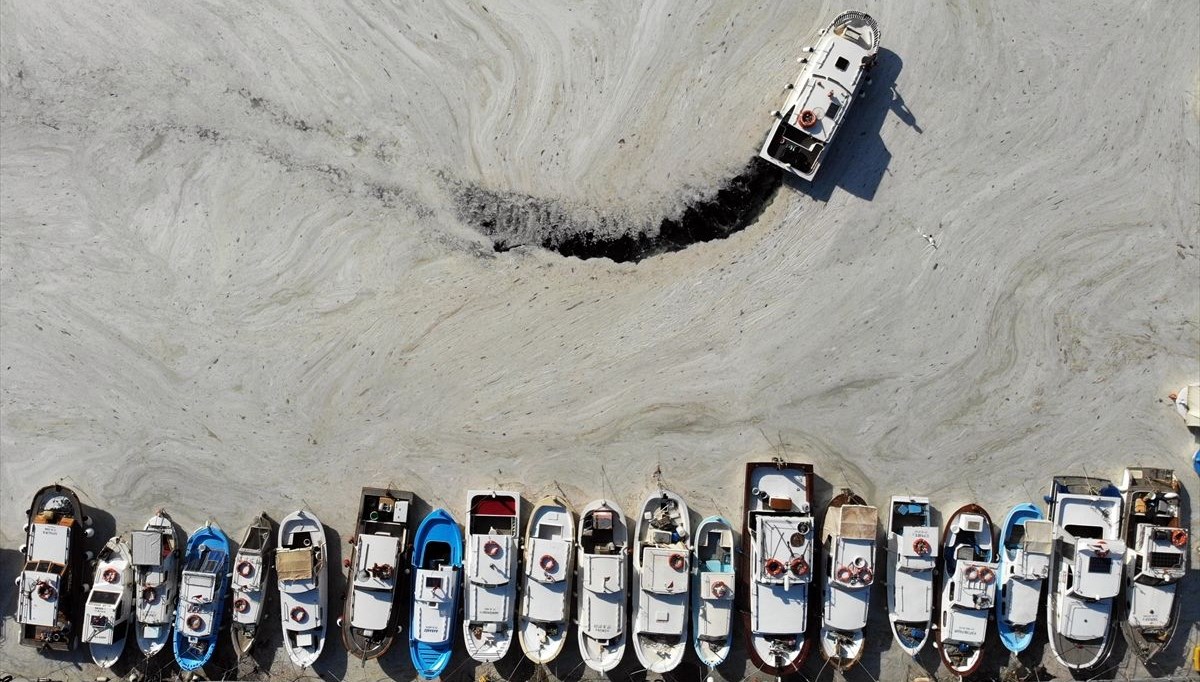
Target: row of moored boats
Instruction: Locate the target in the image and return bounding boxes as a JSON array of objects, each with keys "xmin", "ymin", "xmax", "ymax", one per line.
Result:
[{"xmin": 16, "ymin": 465, "xmax": 1189, "ymax": 677}]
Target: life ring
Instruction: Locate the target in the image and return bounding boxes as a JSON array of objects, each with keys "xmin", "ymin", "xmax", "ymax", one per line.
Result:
[
  {"xmin": 858, "ymin": 566, "xmax": 874, "ymax": 584},
  {"xmin": 979, "ymin": 567, "xmax": 995, "ymax": 584},
  {"xmin": 912, "ymin": 538, "xmax": 932, "ymax": 555},
  {"xmin": 36, "ymin": 581, "xmax": 57, "ymax": 601},
  {"xmin": 836, "ymin": 566, "xmax": 853, "ymax": 583},
  {"xmin": 141, "ymin": 586, "xmax": 157, "ymax": 603},
  {"xmin": 711, "ymin": 580, "xmax": 730, "ymax": 598},
  {"xmin": 765, "ymin": 558, "xmax": 786, "ymax": 577},
  {"xmin": 1092, "ymin": 540, "xmax": 1110, "ymax": 557},
  {"xmin": 965, "ymin": 566, "xmax": 980, "ymax": 581},
  {"xmin": 186, "ymin": 614, "xmax": 204, "ymax": 632},
  {"xmin": 290, "ymin": 606, "xmax": 308, "ymax": 623},
  {"xmin": 234, "ymin": 598, "xmax": 250, "ymax": 614},
  {"xmin": 669, "ymin": 553, "xmax": 686, "ymax": 571},
  {"xmin": 539, "ymin": 554, "xmax": 558, "ymax": 573},
  {"xmin": 798, "ymin": 109, "xmax": 819, "ymax": 129},
  {"xmin": 102, "ymin": 567, "xmax": 120, "ymax": 584},
  {"xmin": 236, "ymin": 560, "xmax": 254, "ymax": 578},
  {"xmin": 1171, "ymin": 529, "xmax": 1188, "ymax": 548},
  {"xmin": 790, "ymin": 557, "xmax": 809, "ymax": 577},
  {"xmin": 483, "ymin": 540, "xmax": 503, "ymax": 558}
]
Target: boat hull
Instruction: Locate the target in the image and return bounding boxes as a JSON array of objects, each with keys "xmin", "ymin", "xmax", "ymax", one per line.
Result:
[
  {"xmin": 172, "ymin": 524, "xmax": 231, "ymax": 672},
  {"xmin": 739, "ymin": 461, "xmax": 814, "ymax": 676},
  {"xmin": 517, "ymin": 496, "xmax": 575, "ymax": 666},
  {"xmin": 409, "ymin": 508, "xmax": 463, "ymax": 679},
  {"xmin": 17, "ymin": 484, "xmax": 87, "ymax": 652}
]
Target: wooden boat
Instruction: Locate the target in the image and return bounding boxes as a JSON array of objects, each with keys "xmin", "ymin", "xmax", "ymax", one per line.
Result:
[
  {"xmin": 517, "ymin": 495, "xmax": 575, "ymax": 665},
  {"xmin": 759, "ymin": 11, "xmax": 881, "ymax": 180},
  {"xmin": 1118, "ymin": 467, "xmax": 1188, "ymax": 663},
  {"xmin": 935, "ymin": 505, "xmax": 997, "ymax": 677},
  {"xmin": 1045, "ymin": 476, "xmax": 1125, "ymax": 672},
  {"xmin": 691, "ymin": 515, "xmax": 734, "ymax": 673},
  {"xmin": 16, "ymin": 484, "xmax": 92, "ymax": 651},
  {"xmin": 84, "ymin": 536, "xmax": 134, "ymax": 667},
  {"xmin": 409, "ymin": 508, "xmax": 462, "ymax": 679},
  {"xmin": 818, "ymin": 490, "xmax": 877, "ymax": 670},
  {"xmin": 576, "ymin": 499, "xmax": 629, "ymax": 673},
  {"xmin": 277, "ymin": 510, "xmax": 328, "ymax": 668},
  {"xmin": 631, "ymin": 490, "xmax": 691, "ymax": 673},
  {"xmin": 172, "ymin": 523, "xmax": 230, "ymax": 672},
  {"xmin": 230, "ymin": 513, "xmax": 274, "ymax": 658},
  {"xmin": 341, "ymin": 488, "xmax": 414, "ymax": 661},
  {"xmin": 740, "ymin": 461, "xmax": 814, "ymax": 676},
  {"xmin": 995, "ymin": 503, "xmax": 1051, "ymax": 653},
  {"xmin": 463, "ymin": 490, "xmax": 521, "ymax": 662},
  {"xmin": 132, "ymin": 510, "xmax": 180, "ymax": 657},
  {"xmin": 885, "ymin": 496, "xmax": 937, "ymax": 656}
]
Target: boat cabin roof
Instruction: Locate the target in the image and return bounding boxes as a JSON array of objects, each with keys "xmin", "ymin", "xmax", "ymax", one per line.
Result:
[
  {"xmin": 747, "ymin": 466, "xmax": 810, "ymax": 514},
  {"xmin": 28, "ymin": 522, "xmax": 71, "ymax": 563},
  {"xmin": 1069, "ymin": 540, "xmax": 1125, "ymax": 600},
  {"xmin": 354, "ymin": 534, "xmax": 400, "ymax": 589}
]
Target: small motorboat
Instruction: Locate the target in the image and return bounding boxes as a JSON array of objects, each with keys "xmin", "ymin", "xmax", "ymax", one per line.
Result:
[
  {"xmin": 741, "ymin": 461, "xmax": 815, "ymax": 676},
  {"xmin": 576, "ymin": 499, "xmax": 629, "ymax": 673},
  {"xmin": 173, "ymin": 523, "xmax": 231, "ymax": 672},
  {"xmin": 277, "ymin": 510, "xmax": 328, "ymax": 668},
  {"xmin": 517, "ymin": 495, "xmax": 575, "ymax": 665},
  {"xmin": 16, "ymin": 484, "xmax": 92, "ymax": 651},
  {"xmin": 463, "ymin": 490, "xmax": 521, "ymax": 662},
  {"xmin": 631, "ymin": 490, "xmax": 691, "ymax": 673},
  {"xmin": 1173, "ymin": 383, "xmax": 1200, "ymax": 431},
  {"xmin": 818, "ymin": 490, "xmax": 877, "ymax": 670},
  {"xmin": 759, "ymin": 11, "xmax": 881, "ymax": 180},
  {"xmin": 935, "ymin": 504, "xmax": 998, "ymax": 677},
  {"xmin": 409, "ymin": 508, "xmax": 463, "ymax": 679},
  {"xmin": 230, "ymin": 513, "xmax": 274, "ymax": 658},
  {"xmin": 83, "ymin": 536, "xmax": 134, "ymax": 667},
  {"xmin": 885, "ymin": 496, "xmax": 937, "ymax": 656},
  {"xmin": 1045, "ymin": 476, "xmax": 1125, "ymax": 672},
  {"xmin": 995, "ymin": 503, "xmax": 1052, "ymax": 653},
  {"xmin": 1118, "ymin": 467, "xmax": 1188, "ymax": 663},
  {"xmin": 132, "ymin": 510, "xmax": 180, "ymax": 657},
  {"xmin": 691, "ymin": 515, "xmax": 735, "ymax": 673},
  {"xmin": 342, "ymin": 488, "xmax": 414, "ymax": 661}
]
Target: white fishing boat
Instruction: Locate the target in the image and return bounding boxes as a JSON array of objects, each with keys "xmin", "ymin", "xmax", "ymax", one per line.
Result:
[
  {"xmin": 341, "ymin": 488, "xmax": 413, "ymax": 661},
  {"xmin": 1118, "ymin": 467, "xmax": 1188, "ymax": 664},
  {"xmin": 885, "ymin": 496, "xmax": 937, "ymax": 656},
  {"xmin": 995, "ymin": 504, "xmax": 1052, "ymax": 654},
  {"xmin": 742, "ymin": 461, "xmax": 814, "ymax": 676},
  {"xmin": 691, "ymin": 515, "xmax": 734, "ymax": 673},
  {"xmin": 84, "ymin": 536, "xmax": 135, "ymax": 667},
  {"xmin": 818, "ymin": 490, "xmax": 877, "ymax": 670},
  {"xmin": 230, "ymin": 513, "xmax": 273, "ymax": 658},
  {"xmin": 16, "ymin": 484, "xmax": 92, "ymax": 651},
  {"xmin": 1045, "ymin": 477, "xmax": 1126, "ymax": 672},
  {"xmin": 759, "ymin": 11, "xmax": 881, "ymax": 180},
  {"xmin": 631, "ymin": 490, "xmax": 691, "ymax": 673},
  {"xmin": 277, "ymin": 510, "xmax": 328, "ymax": 668},
  {"xmin": 576, "ymin": 499, "xmax": 629, "ymax": 673},
  {"xmin": 463, "ymin": 490, "xmax": 520, "ymax": 662},
  {"xmin": 935, "ymin": 504, "xmax": 998, "ymax": 677},
  {"xmin": 517, "ymin": 495, "xmax": 575, "ymax": 665},
  {"xmin": 132, "ymin": 510, "xmax": 180, "ymax": 657}
]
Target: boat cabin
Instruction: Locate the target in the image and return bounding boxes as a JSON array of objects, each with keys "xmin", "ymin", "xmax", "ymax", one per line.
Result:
[
  {"xmin": 350, "ymin": 534, "xmax": 401, "ymax": 632},
  {"xmin": 179, "ymin": 550, "xmax": 226, "ymax": 639},
  {"xmin": 18, "ymin": 560, "xmax": 65, "ymax": 626}
]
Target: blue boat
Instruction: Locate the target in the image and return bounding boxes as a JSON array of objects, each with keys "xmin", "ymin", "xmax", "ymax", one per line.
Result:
[
  {"xmin": 691, "ymin": 515, "xmax": 735, "ymax": 672},
  {"xmin": 995, "ymin": 503, "xmax": 1052, "ymax": 653},
  {"xmin": 173, "ymin": 523, "xmax": 231, "ymax": 672},
  {"xmin": 409, "ymin": 509, "xmax": 462, "ymax": 679}
]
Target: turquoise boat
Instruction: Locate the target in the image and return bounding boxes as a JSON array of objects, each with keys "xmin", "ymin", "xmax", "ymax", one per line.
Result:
[
  {"xmin": 691, "ymin": 515, "xmax": 735, "ymax": 672},
  {"xmin": 995, "ymin": 503, "xmax": 1051, "ymax": 653},
  {"xmin": 173, "ymin": 523, "xmax": 230, "ymax": 672},
  {"xmin": 409, "ymin": 509, "xmax": 462, "ymax": 679}
]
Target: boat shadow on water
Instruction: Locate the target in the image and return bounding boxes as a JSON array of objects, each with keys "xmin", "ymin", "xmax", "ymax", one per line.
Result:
[{"xmin": 785, "ymin": 48, "xmax": 914, "ymax": 204}]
